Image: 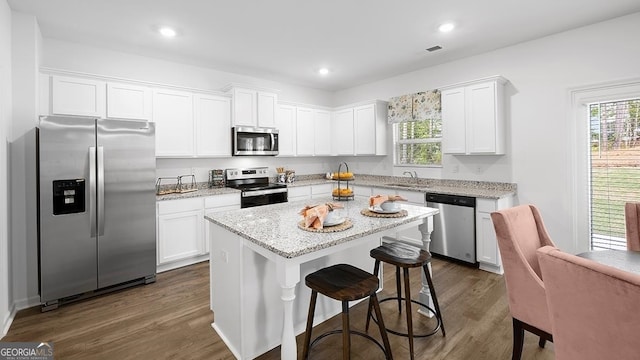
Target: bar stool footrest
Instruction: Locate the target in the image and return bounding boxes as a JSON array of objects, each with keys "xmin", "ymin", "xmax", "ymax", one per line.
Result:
[
  {"xmin": 309, "ymin": 329, "xmax": 389, "ymax": 358},
  {"xmin": 371, "ymin": 296, "xmax": 443, "ymax": 338}
]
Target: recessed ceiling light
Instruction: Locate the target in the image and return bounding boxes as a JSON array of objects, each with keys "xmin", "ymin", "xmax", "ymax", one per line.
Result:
[
  {"xmin": 318, "ymin": 68, "xmax": 330, "ymax": 76},
  {"xmin": 159, "ymin": 27, "xmax": 177, "ymax": 38},
  {"xmin": 438, "ymin": 23, "xmax": 455, "ymax": 33}
]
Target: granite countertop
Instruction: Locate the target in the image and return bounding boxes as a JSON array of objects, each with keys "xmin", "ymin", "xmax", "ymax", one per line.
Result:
[
  {"xmin": 156, "ymin": 184, "xmax": 239, "ymax": 201},
  {"xmin": 157, "ymin": 174, "xmax": 517, "ymax": 201},
  {"xmin": 205, "ymin": 197, "xmax": 439, "ymax": 258}
]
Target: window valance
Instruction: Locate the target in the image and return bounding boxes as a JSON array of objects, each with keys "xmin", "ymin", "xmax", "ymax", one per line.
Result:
[{"xmin": 388, "ymin": 90, "xmax": 441, "ymax": 124}]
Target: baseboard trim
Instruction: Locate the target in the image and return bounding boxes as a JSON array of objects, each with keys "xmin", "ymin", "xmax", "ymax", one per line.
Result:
[
  {"xmin": 1, "ymin": 303, "xmax": 16, "ymax": 339},
  {"xmin": 14, "ymin": 295, "xmax": 41, "ymax": 311},
  {"xmin": 157, "ymin": 255, "xmax": 208, "ymax": 273}
]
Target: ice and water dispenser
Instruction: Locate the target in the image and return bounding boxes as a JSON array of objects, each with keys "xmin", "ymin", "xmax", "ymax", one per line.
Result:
[{"xmin": 52, "ymin": 179, "xmax": 86, "ymax": 215}]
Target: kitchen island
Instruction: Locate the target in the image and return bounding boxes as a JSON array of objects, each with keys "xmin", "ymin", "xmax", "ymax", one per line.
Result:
[{"xmin": 205, "ymin": 197, "xmax": 439, "ymax": 360}]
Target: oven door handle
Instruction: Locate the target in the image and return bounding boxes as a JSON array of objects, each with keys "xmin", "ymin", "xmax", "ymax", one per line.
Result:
[{"xmin": 242, "ymin": 188, "xmax": 288, "ymax": 197}]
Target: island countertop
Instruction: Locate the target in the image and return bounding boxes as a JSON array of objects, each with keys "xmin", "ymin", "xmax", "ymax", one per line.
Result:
[{"xmin": 205, "ymin": 196, "xmax": 439, "ymax": 259}]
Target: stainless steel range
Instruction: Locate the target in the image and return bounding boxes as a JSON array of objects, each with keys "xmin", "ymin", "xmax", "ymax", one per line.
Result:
[{"xmin": 225, "ymin": 167, "xmax": 288, "ymax": 208}]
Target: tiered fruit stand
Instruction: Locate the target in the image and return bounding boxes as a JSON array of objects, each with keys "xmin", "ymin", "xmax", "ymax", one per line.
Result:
[{"xmin": 332, "ymin": 162, "xmax": 354, "ymax": 201}]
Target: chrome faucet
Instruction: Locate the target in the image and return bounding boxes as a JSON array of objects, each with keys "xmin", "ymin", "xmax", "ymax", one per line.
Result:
[{"xmin": 403, "ymin": 171, "xmax": 419, "ymax": 183}]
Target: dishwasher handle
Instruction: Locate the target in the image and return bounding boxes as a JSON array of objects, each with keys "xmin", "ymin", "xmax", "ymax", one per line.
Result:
[{"xmin": 425, "ymin": 193, "xmax": 476, "ymax": 207}]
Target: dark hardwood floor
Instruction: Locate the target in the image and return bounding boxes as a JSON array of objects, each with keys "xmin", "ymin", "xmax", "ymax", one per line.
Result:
[{"xmin": 3, "ymin": 259, "xmax": 555, "ymax": 359}]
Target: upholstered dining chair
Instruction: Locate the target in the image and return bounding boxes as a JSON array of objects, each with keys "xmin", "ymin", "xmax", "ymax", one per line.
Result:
[
  {"xmin": 490, "ymin": 205, "xmax": 554, "ymax": 360},
  {"xmin": 625, "ymin": 202, "xmax": 640, "ymax": 251},
  {"xmin": 537, "ymin": 245, "xmax": 640, "ymax": 360}
]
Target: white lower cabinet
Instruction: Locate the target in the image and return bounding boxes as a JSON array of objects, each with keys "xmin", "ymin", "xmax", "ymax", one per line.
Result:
[
  {"xmin": 353, "ymin": 185, "xmax": 372, "ymax": 200},
  {"xmin": 204, "ymin": 194, "xmax": 241, "ymax": 254},
  {"xmin": 157, "ymin": 198, "xmax": 204, "ymax": 269},
  {"xmin": 475, "ymin": 196, "xmax": 513, "ymax": 274},
  {"xmin": 288, "ymin": 186, "xmax": 311, "ymax": 201},
  {"xmin": 311, "ymin": 183, "xmax": 333, "ymax": 199},
  {"xmin": 157, "ymin": 193, "xmax": 240, "ymax": 272}
]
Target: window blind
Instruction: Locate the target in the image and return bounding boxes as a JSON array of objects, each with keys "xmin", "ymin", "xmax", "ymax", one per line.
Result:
[
  {"xmin": 391, "ymin": 90, "xmax": 443, "ymax": 166},
  {"xmin": 589, "ymin": 98, "xmax": 640, "ymax": 250}
]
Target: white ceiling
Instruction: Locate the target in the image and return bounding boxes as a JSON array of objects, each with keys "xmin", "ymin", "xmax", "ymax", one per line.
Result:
[{"xmin": 8, "ymin": 0, "xmax": 640, "ymax": 91}]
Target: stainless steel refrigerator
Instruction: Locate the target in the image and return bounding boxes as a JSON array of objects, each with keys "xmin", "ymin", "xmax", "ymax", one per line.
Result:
[{"xmin": 37, "ymin": 115, "xmax": 156, "ymax": 310}]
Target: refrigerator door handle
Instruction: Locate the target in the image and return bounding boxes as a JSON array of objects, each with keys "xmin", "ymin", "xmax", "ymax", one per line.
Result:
[
  {"xmin": 89, "ymin": 146, "xmax": 97, "ymax": 237},
  {"xmin": 97, "ymin": 146, "xmax": 105, "ymax": 236}
]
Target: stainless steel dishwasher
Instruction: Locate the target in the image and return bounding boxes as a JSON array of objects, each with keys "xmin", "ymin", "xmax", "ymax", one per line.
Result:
[{"xmin": 426, "ymin": 193, "xmax": 478, "ymax": 265}]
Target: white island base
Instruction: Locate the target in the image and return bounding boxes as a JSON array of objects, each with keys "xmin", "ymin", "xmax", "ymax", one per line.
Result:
[
  {"xmin": 206, "ymin": 198, "xmax": 438, "ymax": 360},
  {"xmin": 209, "ymin": 224, "xmax": 382, "ymax": 359}
]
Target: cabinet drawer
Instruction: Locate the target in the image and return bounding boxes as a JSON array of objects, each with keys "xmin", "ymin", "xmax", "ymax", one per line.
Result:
[
  {"xmin": 353, "ymin": 185, "xmax": 371, "ymax": 197},
  {"xmin": 311, "ymin": 183, "xmax": 333, "ymax": 195},
  {"xmin": 288, "ymin": 186, "xmax": 310, "ymax": 198},
  {"xmin": 204, "ymin": 193, "xmax": 240, "ymax": 209},
  {"xmin": 396, "ymin": 190, "xmax": 425, "ymax": 204},
  {"xmin": 157, "ymin": 198, "xmax": 203, "ymax": 215},
  {"xmin": 476, "ymin": 198, "xmax": 497, "ymax": 213}
]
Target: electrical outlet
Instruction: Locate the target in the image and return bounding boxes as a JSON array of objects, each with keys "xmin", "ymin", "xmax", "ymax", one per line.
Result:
[
  {"xmin": 452, "ymin": 165, "xmax": 459, "ymax": 173},
  {"xmin": 221, "ymin": 250, "xmax": 229, "ymax": 263},
  {"xmin": 476, "ymin": 165, "xmax": 483, "ymax": 174}
]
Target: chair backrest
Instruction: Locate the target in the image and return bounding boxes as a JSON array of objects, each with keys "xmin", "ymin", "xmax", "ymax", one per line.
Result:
[
  {"xmin": 625, "ymin": 202, "xmax": 640, "ymax": 251},
  {"xmin": 537, "ymin": 246, "xmax": 640, "ymax": 360},
  {"xmin": 490, "ymin": 204, "xmax": 556, "ymax": 334}
]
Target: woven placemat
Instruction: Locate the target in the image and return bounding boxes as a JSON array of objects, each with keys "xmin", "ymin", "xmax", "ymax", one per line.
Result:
[
  {"xmin": 360, "ymin": 209, "xmax": 408, "ymax": 218},
  {"xmin": 298, "ymin": 218, "xmax": 353, "ymax": 233}
]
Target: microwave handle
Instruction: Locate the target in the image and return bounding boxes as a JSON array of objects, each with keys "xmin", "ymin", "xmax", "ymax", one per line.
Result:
[{"xmin": 270, "ymin": 133, "xmax": 275, "ymax": 150}]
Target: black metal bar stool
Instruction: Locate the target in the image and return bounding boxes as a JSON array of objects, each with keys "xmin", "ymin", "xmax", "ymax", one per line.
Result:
[
  {"xmin": 302, "ymin": 263, "xmax": 393, "ymax": 359},
  {"xmin": 365, "ymin": 241, "xmax": 445, "ymax": 360}
]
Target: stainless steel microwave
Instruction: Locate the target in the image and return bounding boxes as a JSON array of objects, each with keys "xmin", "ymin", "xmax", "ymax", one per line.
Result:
[{"xmin": 232, "ymin": 127, "xmax": 279, "ymax": 156}]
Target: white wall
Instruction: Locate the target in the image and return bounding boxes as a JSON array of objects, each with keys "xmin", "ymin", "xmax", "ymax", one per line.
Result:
[
  {"xmin": 0, "ymin": 0, "xmax": 12, "ymax": 337},
  {"xmin": 10, "ymin": 11, "xmax": 41, "ymax": 311},
  {"xmin": 333, "ymin": 12, "xmax": 640, "ymax": 253},
  {"xmin": 42, "ymin": 38, "xmax": 334, "ymax": 107}
]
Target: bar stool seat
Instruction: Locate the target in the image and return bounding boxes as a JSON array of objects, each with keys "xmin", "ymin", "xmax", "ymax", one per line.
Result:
[
  {"xmin": 366, "ymin": 241, "xmax": 445, "ymax": 360},
  {"xmin": 303, "ymin": 263, "xmax": 393, "ymax": 359}
]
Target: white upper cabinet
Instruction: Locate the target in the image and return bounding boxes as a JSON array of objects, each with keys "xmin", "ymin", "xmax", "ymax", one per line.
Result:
[
  {"xmin": 106, "ymin": 82, "xmax": 152, "ymax": 120},
  {"xmin": 441, "ymin": 88, "xmax": 466, "ymax": 154},
  {"xmin": 314, "ymin": 110, "xmax": 332, "ymax": 156},
  {"xmin": 153, "ymin": 89, "xmax": 194, "ymax": 157},
  {"xmin": 228, "ymin": 87, "xmax": 278, "ymax": 128},
  {"xmin": 354, "ymin": 104, "xmax": 377, "ymax": 155},
  {"xmin": 295, "ymin": 107, "xmax": 331, "ymax": 156},
  {"xmin": 333, "ymin": 100, "xmax": 387, "ymax": 156},
  {"xmin": 331, "ymin": 108, "xmax": 354, "ymax": 155},
  {"xmin": 257, "ymin": 92, "xmax": 277, "ymax": 128},
  {"xmin": 231, "ymin": 88, "xmax": 256, "ymax": 127},
  {"xmin": 295, "ymin": 107, "xmax": 315, "ymax": 156},
  {"xmin": 51, "ymin": 75, "xmax": 106, "ymax": 117},
  {"xmin": 276, "ymin": 104, "xmax": 297, "ymax": 156},
  {"xmin": 194, "ymin": 94, "xmax": 231, "ymax": 157},
  {"xmin": 441, "ymin": 76, "xmax": 507, "ymax": 155}
]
